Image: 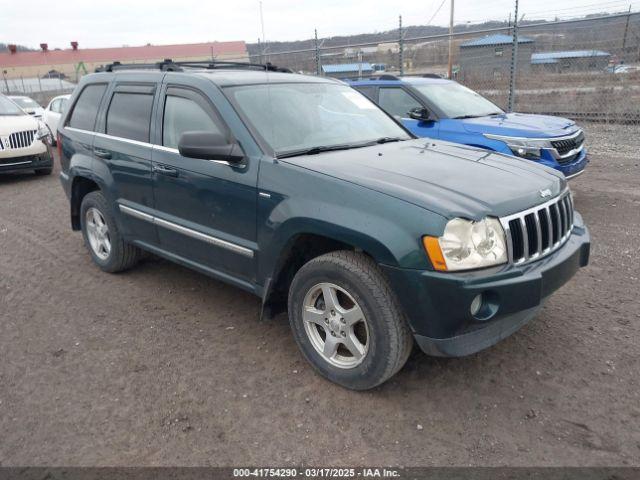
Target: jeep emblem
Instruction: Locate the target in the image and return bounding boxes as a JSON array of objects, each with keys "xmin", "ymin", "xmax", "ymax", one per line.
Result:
[{"xmin": 539, "ymin": 189, "xmax": 552, "ymax": 198}]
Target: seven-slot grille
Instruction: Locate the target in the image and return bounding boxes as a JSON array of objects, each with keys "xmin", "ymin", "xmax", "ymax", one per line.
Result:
[
  {"xmin": 551, "ymin": 130, "xmax": 584, "ymax": 157},
  {"xmin": 9, "ymin": 130, "xmax": 36, "ymax": 149},
  {"xmin": 500, "ymin": 191, "xmax": 574, "ymax": 265}
]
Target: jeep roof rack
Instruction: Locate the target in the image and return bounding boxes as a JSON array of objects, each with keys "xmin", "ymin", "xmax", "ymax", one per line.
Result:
[{"xmin": 95, "ymin": 59, "xmax": 293, "ymax": 73}]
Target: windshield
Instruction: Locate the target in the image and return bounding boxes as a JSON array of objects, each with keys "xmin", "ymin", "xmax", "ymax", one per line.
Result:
[
  {"xmin": 413, "ymin": 82, "xmax": 503, "ymax": 119},
  {"xmin": 226, "ymin": 82, "xmax": 411, "ymax": 156},
  {"xmin": 0, "ymin": 96, "xmax": 25, "ymax": 116},
  {"xmin": 10, "ymin": 97, "xmax": 40, "ymax": 109}
]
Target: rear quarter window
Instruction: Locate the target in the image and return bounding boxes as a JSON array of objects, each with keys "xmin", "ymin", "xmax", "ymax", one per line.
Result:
[{"xmin": 68, "ymin": 84, "xmax": 107, "ymax": 131}]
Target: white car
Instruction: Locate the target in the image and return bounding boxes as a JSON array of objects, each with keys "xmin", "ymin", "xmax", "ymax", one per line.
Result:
[
  {"xmin": 0, "ymin": 94, "xmax": 53, "ymax": 176},
  {"xmin": 8, "ymin": 95, "xmax": 45, "ymax": 118},
  {"xmin": 43, "ymin": 94, "xmax": 71, "ymax": 142}
]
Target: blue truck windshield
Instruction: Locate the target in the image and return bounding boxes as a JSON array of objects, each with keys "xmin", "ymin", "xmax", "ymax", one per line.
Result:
[{"xmin": 413, "ymin": 83, "xmax": 503, "ymax": 119}]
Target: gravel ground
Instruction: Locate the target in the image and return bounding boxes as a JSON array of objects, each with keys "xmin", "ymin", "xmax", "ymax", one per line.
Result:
[{"xmin": 0, "ymin": 124, "xmax": 639, "ymax": 466}]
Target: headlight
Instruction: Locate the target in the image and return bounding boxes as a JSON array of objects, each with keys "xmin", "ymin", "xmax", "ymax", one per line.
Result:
[
  {"xmin": 484, "ymin": 134, "xmax": 550, "ymax": 160},
  {"xmin": 423, "ymin": 217, "xmax": 507, "ymax": 271},
  {"xmin": 36, "ymin": 121, "xmax": 51, "ymax": 142}
]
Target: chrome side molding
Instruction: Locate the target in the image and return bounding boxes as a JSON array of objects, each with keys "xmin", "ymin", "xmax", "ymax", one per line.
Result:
[{"xmin": 118, "ymin": 204, "xmax": 254, "ymax": 258}]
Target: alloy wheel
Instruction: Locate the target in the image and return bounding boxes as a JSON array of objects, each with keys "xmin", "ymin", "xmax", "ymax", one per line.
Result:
[{"xmin": 302, "ymin": 282, "xmax": 369, "ymax": 369}]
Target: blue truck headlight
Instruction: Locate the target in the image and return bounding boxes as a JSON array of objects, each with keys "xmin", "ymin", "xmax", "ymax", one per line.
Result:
[
  {"xmin": 423, "ymin": 217, "xmax": 508, "ymax": 271},
  {"xmin": 484, "ymin": 134, "xmax": 551, "ymax": 160}
]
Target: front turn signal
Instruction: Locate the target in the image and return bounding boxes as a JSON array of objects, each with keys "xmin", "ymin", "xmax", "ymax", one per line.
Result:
[{"xmin": 423, "ymin": 236, "xmax": 448, "ymax": 272}]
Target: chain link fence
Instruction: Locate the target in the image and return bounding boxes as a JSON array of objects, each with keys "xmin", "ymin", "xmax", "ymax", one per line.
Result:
[
  {"xmin": 247, "ymin": 11, "xmax": 640, "ymax": 124},
  {"xmin": 0, "ymin": 75, "xmax": 76, "ymax": 106},
  {"xmin": 1, "ymin": 12, "xmax": 638, "ymax": 123}
]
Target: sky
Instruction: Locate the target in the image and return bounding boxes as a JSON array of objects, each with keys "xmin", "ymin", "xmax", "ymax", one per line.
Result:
[{"xmin": 2, "ymin": 0, "xmax": 638, "ymax": 49}]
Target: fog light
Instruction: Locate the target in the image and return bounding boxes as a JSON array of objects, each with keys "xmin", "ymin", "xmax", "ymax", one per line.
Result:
[{"xmin": 470, "ymin": 294, "xmax": 483, "ymax": 316}]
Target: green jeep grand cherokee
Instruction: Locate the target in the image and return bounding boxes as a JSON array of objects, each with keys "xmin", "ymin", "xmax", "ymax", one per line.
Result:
[{"xmin": 58, "ymin": 61, "xmax": 590, "ymax": 390}]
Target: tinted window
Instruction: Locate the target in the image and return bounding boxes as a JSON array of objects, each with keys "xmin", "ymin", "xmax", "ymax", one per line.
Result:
[
  {"xmin": 68, "ymin": 84, "xmax": 107, "ymax": 130},
  {"xmin": 378, "ymin": 88, "xmax": 422, "ymax": 118},
  {"xmin": 106, "ymin": 92, "xmax": 154, "ymax": 142},
  {"xmin": 50, "ymin": 99, "xmax": 60, "ymax": 113},
  {"xmin": 163, "ymin": 94, "xmax": 223, "ymax": 149}
]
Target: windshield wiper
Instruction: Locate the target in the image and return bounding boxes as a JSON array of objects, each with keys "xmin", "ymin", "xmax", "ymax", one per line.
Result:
[
  {"xmin": 452, "ymin": 114, "xmax": 483, "ymax": 119},
  {"xmin": 374, "ymin": 136, "xmax": 405, "ymax": 144},
  {"xmin": 276, "ymin": 144, "xmax": 360, "ymax": 159},
  {"xmin": 276, "ymin": 137, "xmax": 408, "ymax": 159}
]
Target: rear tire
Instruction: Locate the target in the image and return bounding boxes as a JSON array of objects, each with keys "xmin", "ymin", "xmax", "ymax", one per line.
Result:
[
  {"xmin": 288, "ymin": 251, "xmax": 413, "ymax": 390},
  {"xmin": 80, "ymin": 191, "xmax": 142, "ymax": 273}
]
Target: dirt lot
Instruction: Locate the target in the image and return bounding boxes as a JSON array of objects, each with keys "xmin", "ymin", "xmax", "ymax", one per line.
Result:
[{"xmin": 1, "ymin": 124, "xmax": 639, "ymax": 466}]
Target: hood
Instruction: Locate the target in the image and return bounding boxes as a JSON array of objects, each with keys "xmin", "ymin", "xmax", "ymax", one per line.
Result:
[
  {"xmin": 460, "ymin": 112, "xmax": 577, "ymax": 138},
  {"xmin": 24, "ymin": 107, "xmax": 45, "ymax": 117},
  {"xmin": 0, "ymin": 114, "xmax": 39, "ymax": 136},
  {"xmin": 282, "ymin": 139, "xmax": 566, "ymax": 219}
]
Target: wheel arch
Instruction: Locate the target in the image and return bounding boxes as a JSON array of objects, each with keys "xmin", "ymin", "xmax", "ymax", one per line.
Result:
[
  {"xmin": 70, "ymin": 175, "xmax": 101, "ymax": 230},
  {"xmin": 260, "ymin": 225, "xmax": 397, "ymax": 320}
]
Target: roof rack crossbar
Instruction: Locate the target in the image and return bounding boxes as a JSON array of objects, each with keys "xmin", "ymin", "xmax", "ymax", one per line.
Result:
[
  {"xmin": 366, "ymin": 74, "xmax": 400, "ymax": 81},
  {"xmin": 95, "ymin": 59, "xmax": 292, "ymax": 73}
]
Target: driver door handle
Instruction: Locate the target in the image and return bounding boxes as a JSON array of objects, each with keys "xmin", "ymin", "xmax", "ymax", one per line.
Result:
[
  {"xmin": 93, "ymin": 148, "xmax": 112, "ymax": 159},
  {"xmin": 153, "ymin": 164, "xmax": 179, "ymax": 177}
]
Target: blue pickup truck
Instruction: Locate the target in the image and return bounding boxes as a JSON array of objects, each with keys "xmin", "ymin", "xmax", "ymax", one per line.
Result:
[{"xmin": 348, "ymin": 76, "xmax": 588, "ymax": 179}]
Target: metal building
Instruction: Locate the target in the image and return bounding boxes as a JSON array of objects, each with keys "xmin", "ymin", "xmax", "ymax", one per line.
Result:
[
  {"xmin": 531, "ymin": 50, "xmax": 611, "ymax": 72},
  {"xmin": 458, "ymin": 34, "xmax": 534, "ymax": 80}
]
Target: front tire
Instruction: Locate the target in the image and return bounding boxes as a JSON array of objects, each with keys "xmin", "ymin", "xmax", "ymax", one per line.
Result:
[
  {"xmin": 80, "ymin": 191, "xmax": 141, "ymax": 273},
  {"xmin": 34, "ymin": 167, "xmax": 52, "ymax": 176},
  {"xmin": 288, "ymin": 251, "xmax": 413, "ymax": 390}
]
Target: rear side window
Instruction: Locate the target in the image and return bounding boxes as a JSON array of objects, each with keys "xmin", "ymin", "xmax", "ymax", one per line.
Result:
[
  {"xmin": 106, "ymin": 92, "xmax": 154, "ymax": 142},
  {"xmin": 163, "ymin": 93, "xmax": 224, "ymax": 149},
  {"xmin": 68, "ymin": 84, "xmax": 107, "ymax": 131}
]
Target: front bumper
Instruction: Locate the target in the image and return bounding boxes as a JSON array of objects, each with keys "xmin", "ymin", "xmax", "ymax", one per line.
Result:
[
  {"xmin": 382, "ymin": 213, "xmax": 590, "ymax": 357},
  {"xmin": 0, "ymin": 144, "xmax": 52, "ymax": 174},
  {"xmin": 539, "ymin": 147, "xmax": 589, "ymax": 179}
]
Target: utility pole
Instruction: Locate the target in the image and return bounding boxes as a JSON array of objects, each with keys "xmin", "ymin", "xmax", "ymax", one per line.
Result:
[
  {"xmin": 507, "ymin": 0, "xmax": 519, "ymax": 112},
  {"xmin": 622, "ymin": 5, "xmax": 632, "ymax": 58},
  {"xmin": 314, "ymin": 29, "xmax": 321, "ymax": 75},
  {"xmin": 259, "ymin": 1, "xmax": 266, "ymax": 63},
  {"xmin": 399, "ymin": 15, "xmax": 404, "ymax": 76},
  {"xmin": 447, "ymin": 0, "xmax": 455, "ymax": 79}
]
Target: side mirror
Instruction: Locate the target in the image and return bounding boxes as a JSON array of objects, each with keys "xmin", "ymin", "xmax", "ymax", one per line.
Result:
[
  {"xmin": 178, "ymin": 131, "xmax": 244, "ymax": 163},
  {"xmin": 408, "ymin": 107, "xmax": 431, "ymax": 121}
]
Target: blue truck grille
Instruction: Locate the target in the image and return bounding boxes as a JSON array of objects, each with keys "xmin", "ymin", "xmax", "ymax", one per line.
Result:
[
  {"xmin": 551, "ymin": 131, "xmax": 584, "ymax": 156},
  {"xmin": 502, "ymin": 191, "xmax": 574, "ymax": 265}
]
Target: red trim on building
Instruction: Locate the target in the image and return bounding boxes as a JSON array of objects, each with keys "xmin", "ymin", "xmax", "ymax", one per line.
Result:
[{"xmin": 0, "ymin": 41, "xmax": 247, "ymax": 67}]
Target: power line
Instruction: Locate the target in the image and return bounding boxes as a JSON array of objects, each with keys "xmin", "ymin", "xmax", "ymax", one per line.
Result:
[{"xmin": 427, "ymin": 0, "xmax": 448, "ymax": 25}]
